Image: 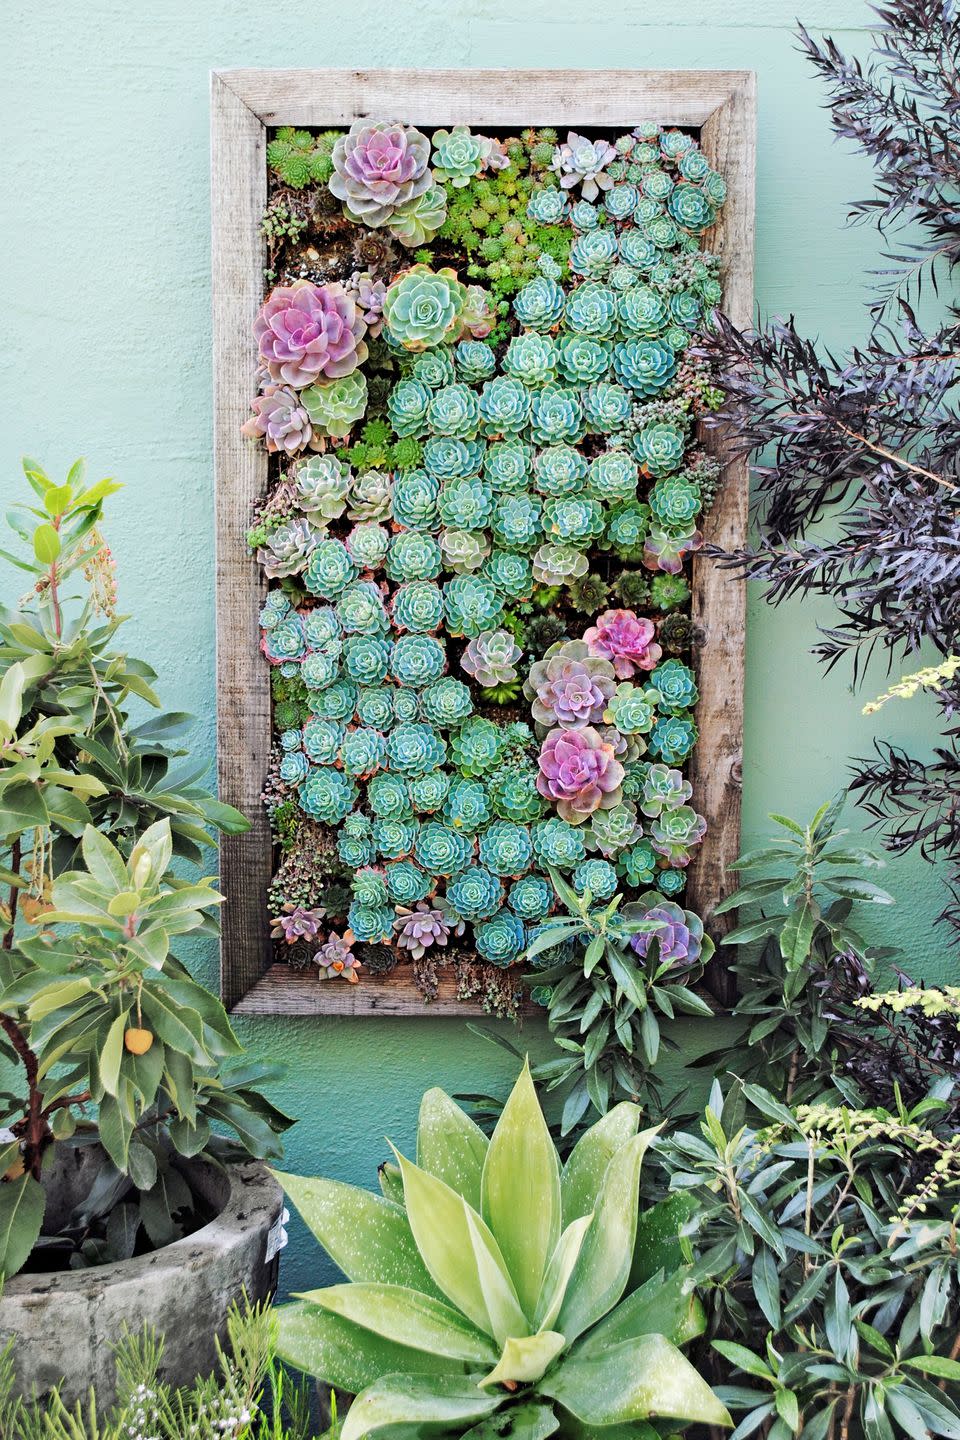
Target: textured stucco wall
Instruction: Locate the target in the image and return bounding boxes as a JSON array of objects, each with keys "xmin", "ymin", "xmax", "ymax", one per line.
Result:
[{"xmin": 1, "ymin": 0, "xmax": 950, "ymax": 1296}]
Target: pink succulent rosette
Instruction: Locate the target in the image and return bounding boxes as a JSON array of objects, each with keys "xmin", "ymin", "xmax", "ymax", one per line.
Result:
[
  {"xmin": 583, "ymin": 609, "xmax": 663, "ymax": 680},
  {"xmin": 536, "ymin": 724, "xmax": 625, "ymax": 825},
  {"xmin": 524, "ymin": 640, "xmax": 616, "ymax": 730},
  {"xmin": 329, "ymin": 120, "xmax": 433, "ymax": 226},
  {"xmin": 254, "ymin": 280, "xmax": 368, "ymax": 388},
  {"xmin": 241, "ymin": 384, "xmax": 312, "ymax": 456}
]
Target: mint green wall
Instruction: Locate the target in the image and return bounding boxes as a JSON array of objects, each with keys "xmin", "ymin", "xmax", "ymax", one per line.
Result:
[{"xmin": 2, "ymin": 0, "xmax": 949, "ymax": 1294}]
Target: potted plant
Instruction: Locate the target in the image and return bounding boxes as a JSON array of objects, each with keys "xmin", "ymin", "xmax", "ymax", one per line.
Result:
[{"xmin": 0, "ymin": 458, "xmax": 292, "ymax": 1404}]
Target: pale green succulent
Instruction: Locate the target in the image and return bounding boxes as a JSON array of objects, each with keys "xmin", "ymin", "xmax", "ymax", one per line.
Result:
[
  {"xmin": 532, "ymin": 543, "xmax": 589, "ymax": 587},
  {"xmin": 431, "ymin": 126, "xmax": 488, "ymax": 186},
  {"xmin": 384, "ymin": 265, "xmax": 466, "ymax": 351},
  {"xmin": 301, "ymin": 371, "xmax": 368, "ymax": 439},
  {"xmin": 440, "ymin": 528, "xmax": 490, "ymax": 574},
  {"xmin": 275, "ymin": 1064, "xmax": 728, "ymax": 1440},
  {"xmin": 389, "ymin": 184, "xmax": 450, "ymax": 248},
  {"xmin": 294, "ymin": 454, "xmax": 351, "ymax": 524},
  {"xmin": 349, "ymin": 470, "xmax": 394, "ymax": 522}
]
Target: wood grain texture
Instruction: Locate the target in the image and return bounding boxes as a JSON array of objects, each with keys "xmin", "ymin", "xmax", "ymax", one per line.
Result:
[
  {"xmin": 233, "ymin": 963, "xmax": 539, "ymax": 1017},
  {"xmin": 687, "ymin": 76, "xmax": 756, "ymax": 1004},
  {"xmin": 216, "ymin": 69, "xmax": 754, "ymax": 129},
  {"xmin": 211, "ymin": 74, "xmax": 272, "ymax": 1009},
  {"xmin": 211, "ymin": 69, "xmax": 756, "ymax": 1014}
]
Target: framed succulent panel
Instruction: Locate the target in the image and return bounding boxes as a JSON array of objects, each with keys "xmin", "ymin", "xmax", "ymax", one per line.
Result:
[{"xmin": 211, "ymin": 69, "xmax": 755, "ymax": 1016}]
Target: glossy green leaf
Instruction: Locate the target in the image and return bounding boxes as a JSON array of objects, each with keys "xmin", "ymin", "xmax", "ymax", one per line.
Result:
[
  {"xmin": 560, "ymin": 1101, "xmax": 640, "ymax": 1225},
  {"xmin": 98, "ymin": 1009, "xmax": 129, "ymax": 1097},
  {"xmin": 556, "ymin": 1128, "xmax": 658, "ymax": 1342},
  {"xmin": 481, "ymin": 1331, "xmax": 566, "ymax": 1388},
  {"xmin": 341, "ymin": 1373, "xmax": 501, "ymax": 1440},
  {"xmin": 542, "ymin": 1334, "xmax": 730, "ymax": 1428},
  {"xmin": 275, "ymin": 1301, "xmax": 469, "ymax": 1391},
  {"xmin": 299, "ymin": 1283, "xmax": 498, "ymax": 1365},
  {"xmin": 394, "ymin": 1145, "xmax": 526, "ymax": 1341},
  {"xmin": 481, "ymin": 1059, "xmax": 560, "ymax": 1319},
  {"xmin": 0, "ymin": 1172, "xmax": 44, "ymax": 1278},
  {"xmin": 630, "ymin": 1190, "xmax": 698, "ymax": 1287},
  {"xmin": 32, "ymin": 524, "xmax": 61, "ymax": 564},
  {"xmin": 465, "ymin": 1205, "xmax": 530, "ymax": 1345},
  {"xmin": 576, "ymin": 1268, "xmax": 706, "ymax": 1355},
  {"xmin": 417, "ymin": 1087, "xmax": 489, "ymax": 1209},
  {"xmin": 275, "ymin": 1171, "xmax": 441, "ymax": 1296},
  {"xmin": 535, "ymin": 1214, "xmax": 594, "ymax": 1332}
]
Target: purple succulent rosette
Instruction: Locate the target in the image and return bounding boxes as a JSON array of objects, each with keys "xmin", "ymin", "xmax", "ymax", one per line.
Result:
[
  {"xmin": 241, "ymin": 385, "xmax": 313, "ymax": 456},
  {"xmin": 536, "ymin": 725, "xmax": 625, "ymax": 825},
  {"xmin": 524, "ymin": 639, "xmax": 616, "ymax": 730},
  {"xmin": 626, "ymin": 893, "xmax": 708, "ymax": 969},
  {"xmin": 254, "ymin": 280, "xmax": 369, "ymax": 388},
  {"xmin": 329, "ymin": 120, "xmax": 433, "ymax": 226},
  {"xmin": 583, "ymin": 609, "xmax": 663, "ymax": 680}
]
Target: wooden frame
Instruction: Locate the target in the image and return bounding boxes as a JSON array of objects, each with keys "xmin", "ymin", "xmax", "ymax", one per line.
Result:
[{"xmin": 211, "ymin": 68, "xmax": 755, "ymax": 1015}]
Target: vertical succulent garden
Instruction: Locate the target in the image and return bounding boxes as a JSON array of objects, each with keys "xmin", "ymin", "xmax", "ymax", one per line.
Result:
[{"xmin": 244, "ymin": 118, "xmax": 726, "ymax": 1021}]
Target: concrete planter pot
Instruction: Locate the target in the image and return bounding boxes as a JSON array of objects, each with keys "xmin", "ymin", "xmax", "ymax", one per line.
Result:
[{"xmin": 0, "ymin": 1149, "xmax": 284, "ymax": 1407}]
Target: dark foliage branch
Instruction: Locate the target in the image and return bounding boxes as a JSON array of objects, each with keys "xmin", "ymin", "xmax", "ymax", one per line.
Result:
[{"xmin": 701, "ymin": 0, "xmax": 960, "ymax": 931}]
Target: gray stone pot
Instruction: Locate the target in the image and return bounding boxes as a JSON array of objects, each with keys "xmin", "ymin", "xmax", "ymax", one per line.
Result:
[{"xmin": 0, "ymin": 1148, "xmax": 284, "ymax": 1407}]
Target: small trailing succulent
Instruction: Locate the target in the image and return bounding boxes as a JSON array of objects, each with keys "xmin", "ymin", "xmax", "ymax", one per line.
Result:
[{"xmin": 245, "ymin": 117, "xmax": 723, "ymax": 1016}]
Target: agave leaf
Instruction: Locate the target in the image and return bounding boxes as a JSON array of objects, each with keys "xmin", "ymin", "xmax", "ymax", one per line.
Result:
[
  {"xmin": 465, "ymin": 1206, "xmax": 531, "ymax": 1345},
  {"xmin": 481, "ymin": 1059, "xmax": 561, "ymax": 1319},
  {"xmin": 629, "ymin": 1191, "xmax": 698, "ymax": 1288},
  {"xmin": 417, "ymin": 1087, "xmax": 489, "ymax": 1210},
  {"xmin": 540, "ymin": 1335, "xmax": 731, "ymax": 1428},
  {"xmin": 275, "ymin": 1171, "xmax": 440, "ymax": 1297},
  {"xmin": 535, "ymin": 1214, "xmax": 594, "ymax": 1332},
  {"xmin": 275, "ymin": 1301, "xmax": 469, "ymax": 1391},
  {"xmin": 378, "ymin": 1161, "xmax": 404, "ymax": 1205},
  {"xmin": 394, "ymin": 1148, "xmax": 527, "ymax": 1342},
  {"xmin": 573, "ymin": 1269, "xmax": 706, "ymax": 1356},
  {"xmin": 297, "ymin": 1283, "xmax": 499, "ymax": 1365},
  {"xmin": 340, "ymin": 1373, "xmax": 502, "ymax": 1440},
  {"xmin": 480, "ymin": 1332, "xmax": 566, "ymax": 1388},
  {"xmin": 560, "ymin": 1102, "xmax": 641, "ymax": 1225},
  {"xmin": 555, "ymin": 1128, "xmax": 659, "ymax": 1343},
  {"xmin": 462, "ymin": 1402, "xmax": 559, "ymax": 1440}
]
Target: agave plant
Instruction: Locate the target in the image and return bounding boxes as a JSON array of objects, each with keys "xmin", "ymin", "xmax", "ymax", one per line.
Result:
[{"xmin": 274, "ymin": 1063, "xmax": 729, "ymax": 1440}]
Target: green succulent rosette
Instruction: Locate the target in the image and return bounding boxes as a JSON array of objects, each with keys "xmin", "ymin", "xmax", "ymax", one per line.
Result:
[
  {"xmin": 391, "ymin": 470, "xmax": 440, "ymax": 531},
  {"xmin": 474, "ymin": 909, "xmax": 526, "ymax": 966},
  {"xmin": 512, "ymin": 275, "xmax": 565, "ymax": 331},
  {"xmin": 588, "ymin": 800, "xmax": 642, "ymax": 857},
  {"xmin": 303, "ymin": 537, "xmax": 360, "ymax": 599},
  {"xmin": 484, "ymin": 439, "xmax": 533, "ymax": 493},
  {"xmin": 415, "ymin": 820, "xmax": 474, "ymax": 877},
  {"xmin": 367, "ymin": 772, "xmax": 413, "ymax": 822},
  {"xmin": 582, "ymin": 381, "xmax": 633, "ymax": 434},
  {"xmin": 308, "ymin": 678, "xmax": 357, "ymax": 721},
  {"xmin": 437, "ymin": 476, "xmax": 493, "ymax": 532},
  {"xmin": 412, "ymin": 348, "xmax": 456, "ymax": 390},
  {"xmin": 613, "ymin": 339, "xmax": 678, "ymax": 395},
  {"xmin": 428, "ymin": 383, "xmax": 481, "ymax": 440},
  {"xmin": 386, "ymin": 530, "xmax": 442, "ymax": 583},
  {"xmin": 383, "ymin": 264, "xmax": 466, "ymax": 351},
  {"xmin": 531, "ymin": 542, "xmax": 589, "ymax": 587},
  {"xmin": 543, "ymin": 495, "xmax": 605, "ymax": 545},
  {"xmin": 443, "ymin": 775, "xmax": 492, "ymax": 832},
  {"xmin": 555, "ymin": 335, "xmax": 612, "ymax": 386},
  {"xmin": 300, "ymin": 652, "xmax": 340, "ymax": 691},
  {"xmin": 573, "ymin": 857, "xmax": 618, "ymax": 899},
  {"xmin": 455, "ymin": 340, "xmax": 497, "ymax": 382},
  {"xmin": 507, "ymin": 873, "xmax": 554, "ymax": 921},
  {"xmin": 439, "ymin": 528, "xmax": 489, "ymax": 575},
  {"xmin": 301, "ymin": 371, "xmax": 368, "ymax": 439},
  {"xmin": 478, "ymin": 820, "xmax": 533, "ymax": 878},
  {"xmin": 569, "ymin": 228, "xmax": 618, "ymax": 280},
  {"xmin": 387, "ymin": 721, "xmax": 447, "ymax": 775},
  {"xmin": 336, "ymin": 580, "xmax": 388, "ymax": 635},
  {"xmin": 385, "ymin": 859, "xmax": 432, "ymax": 905},
  {"xmin": 502, "ymin": 333, "xmax": 559, "ymax": 387},
  {"xmin": 387, "ymin": 377, "xmax": 432, "ymax": 437},
  {"xmin": 488, "ymin": 765, "xmax": 545, "ymax": 824},
  {"xmin": 388, "ymin": 183, "xmax": 449, "ymax": 247},
  {"xmin": 298, "ymin": 766, "xmax": 359, "ymax": 825},
  {"xmin": 347, "ymin": 899, "xmax": 394, "ymax": 944},
  {"xmin": 564, "ymin": 282, "xmax": 618, "ymax": 339},
  {"xmin": 445, "ymin": 864, "xmax": 504, "ymax": 922},
  {"xmin": 407, "ymin": 768, "xmax": 452, "ymax": 814},
  {"xmin": 355, "ymin": 687, "xmax": 394, "ymax": 732},
  {"xmin": 450, "ymin": 715, "xmax": 505, "ymax": 777},
  {"xmin": 343, "ymin": 635, "xmax": 391, "ymax": 686},
  {"xmin": 442, "ymin": 574, "xmax": 503, "ymax": 638},
  {"xmin": 420, "ymin": 676, "xmax": 474, "ymax": 728},
  {"xmin": 650, "ymin": 659, "xmax": 699, "ymax": 712},
  {"xmin": 391, "ymin": 580, "xmax": 444, "ymax": 634},
  {"xmin": 340, "ymin": 725, "xmax": 387, "ymax": 777},
  {"xmin": 648, "ymin": 472, "xmax": 702, "ymax": 524},
  {"xmin": 587, "ymin": 450, "xmax": 639, "ymax": 503},
  {"xmin": 533, "ymin": 445, "xmax": 587, "ymax": 497},
  {"xmin": 529, "ymin": 384, "xmax": 585, "ymax": 446},
  {"xmin": 617, "ymin": 838, "xmax": 659, "ymax": 887},
  {"xmin": 352, "ymin": 865, "xmax": 388, "ymax": 908},
  {"xmin": 478, "ymin": 376, "xmax": 533, "ymax": 438},
  {"xmin": 492, "ymin": 492, "xmax": 543, "ymax": 550},
  {"xmin": 649, "ymin": 713, "xmax": 698, "ymax": 764},
  {"xmin": 482, "ymin": 550, "xmax": 534, "ymax": 601},
  {"xmin": 391, "ymin": 634, "xmax": 447, "ymax": 688},
  {"xmin": 422, "ymin": 436, "xmax": 486, "ymax": 482},
  {"xmin": 531, "ymin": 816, "xmax": 586, "ymax": 869},
  {"xmin": 372, "ymin": 817, "xmax": 418, "ymax": 860},
  {"xmin": 650, "ymin": 803, "xmax": 707, "ymax": 866}
]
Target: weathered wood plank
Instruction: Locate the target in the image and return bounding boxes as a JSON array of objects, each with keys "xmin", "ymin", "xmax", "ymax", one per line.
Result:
[
  {"xmin": 212, "ymin": 69, "xmax": 756, "ymax": 1014},
  {"xmin": 211, "ymin": 74, "xmax": 272, "ymax": 1009},
  {"xmin": 232, "ymin": 963, "xmax": 539, "ymax": 1016},
  {"xmin": 687, "ymin": 76, "xmax": 756, "ymax": 1004},
  {"xmin": 216, "ymin": 68, "xmax": 754, "ymax": 129}
]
